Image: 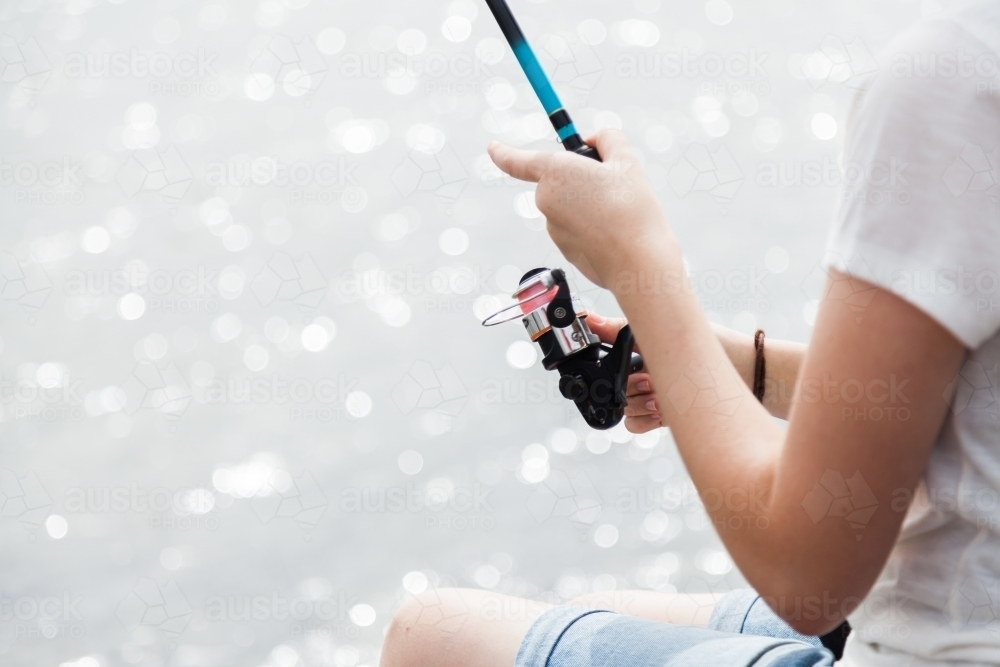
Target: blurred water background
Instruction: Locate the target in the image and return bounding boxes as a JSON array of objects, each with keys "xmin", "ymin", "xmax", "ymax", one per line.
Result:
[{"xmin": 0, "ymin": 0, "xmax": 941, "ymax": 664}]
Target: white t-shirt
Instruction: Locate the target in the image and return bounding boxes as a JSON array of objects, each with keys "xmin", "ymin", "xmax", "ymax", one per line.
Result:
[{"xmin": 824, "ymin": 2, "xmax": 1000, "ymax": 665}]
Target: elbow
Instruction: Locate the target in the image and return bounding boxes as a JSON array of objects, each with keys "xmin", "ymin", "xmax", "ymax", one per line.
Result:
[
  {"xmin": 755, "ymin": 576, "xmax": 864, "ymax": 638},
  {"xmin": 744, "ymin": 529, "xmax": 882, "ymax": 638},
  {"xmin": 785, "ymin": 615, "xmax": 843, "ymax": 638}
]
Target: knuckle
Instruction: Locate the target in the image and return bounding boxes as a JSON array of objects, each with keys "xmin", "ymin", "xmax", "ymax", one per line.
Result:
[{"xmin": 535, "ymin": 190, "xmax": 556, "ymax": 215}]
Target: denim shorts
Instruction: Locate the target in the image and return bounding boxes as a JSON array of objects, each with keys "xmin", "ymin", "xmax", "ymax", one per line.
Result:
[{"xmin": 515, "ymin": 588, "xmax": 835, "ymax": 667}]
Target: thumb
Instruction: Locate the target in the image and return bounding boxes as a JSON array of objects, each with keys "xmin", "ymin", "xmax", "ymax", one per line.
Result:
[
  {"xmin": 583, "ymin": 128, "xmax": 635, "ymax": 161},
  {"xmin": 585, "ymin": 313, "xmax": 628, "ymax": 344},
  {"xmin": 488, "ymin": 141, "xmax": 549, "ymax": 183}
]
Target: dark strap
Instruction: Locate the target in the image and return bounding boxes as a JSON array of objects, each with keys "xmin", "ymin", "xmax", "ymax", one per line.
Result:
[
  {"xmin": 752, "ymin": 329, "xmax": 766, "ymax": 402},
  {"xmin": 818, "ymin": 620, "xmax": 851, "ymax": 661}
]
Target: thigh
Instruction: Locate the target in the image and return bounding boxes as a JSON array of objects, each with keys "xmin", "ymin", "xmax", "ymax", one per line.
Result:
[
  {"xmin": 381, "ymin": 588, "xmax": 553, "ymax": 667},
  {"xmin": 518, "ymin": 607, "xmax": 834, "ymax": 667},
  {"xmin": 568, "ymin": 591, "xmax": 725, "ymax": 626}
]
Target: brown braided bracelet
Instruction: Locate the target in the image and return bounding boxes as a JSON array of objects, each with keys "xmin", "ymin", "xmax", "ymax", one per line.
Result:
[{"xmin": 753, "ymin": 329, "xmax": 766, "ymax": 403}]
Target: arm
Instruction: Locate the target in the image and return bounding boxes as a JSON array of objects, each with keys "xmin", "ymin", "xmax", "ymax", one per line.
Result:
[
  {"xmin": 587, "ymin": 315, "xmax": 807, "ymax": 422},
  {"xmin": 489, "ymin": 131, "xmax": 966, "ymax": 635},
  {"xmin": 713, "ymin": 325, "xmax": 806, "ymax": 421}
]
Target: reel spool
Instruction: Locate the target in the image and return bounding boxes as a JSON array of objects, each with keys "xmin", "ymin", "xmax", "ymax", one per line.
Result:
[{"xmin": 483, "ymin": 267, "xmax": 643, "ymax": 430}]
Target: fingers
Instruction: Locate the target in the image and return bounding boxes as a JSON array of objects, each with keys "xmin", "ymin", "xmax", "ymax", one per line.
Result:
[
  {"xmin": 627, "ymin": 373, "xmax": 652, "ymax": 397},
  {"xmin": 624, "ymin": 414, "xmax": 661, "ymax": 434},
  {"xmin": 584, "ymin": 313, "xmax": 628, "ymax": 344},
  {"xmin": 583, "ymin": 128, "xmax": 635, "ymax": 161},
  {"xmin": 488, "ymin": 142, "xmax": 550, "ymax": 183},
  {"xmin": 623, "ymin": 371, "xmax": 662, "ymax": 433},
  {"xmin": 625, "ymin": 392, "xmax": 658, "ymax": 418}
]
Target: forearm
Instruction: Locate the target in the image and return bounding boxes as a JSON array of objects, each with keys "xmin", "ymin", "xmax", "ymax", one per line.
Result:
[
  {"xmin": 613, "ymin": 237, "xmax": 786, "ymax": 564},
  {"xmin": 712, "ymin": 324, "xmax": 807, "ymax": 420}
]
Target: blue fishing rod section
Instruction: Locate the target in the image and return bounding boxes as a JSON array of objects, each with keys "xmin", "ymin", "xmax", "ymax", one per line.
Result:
[{"xmin": 483, "ymin": 0, "xmax": 601, "ymax": 161}]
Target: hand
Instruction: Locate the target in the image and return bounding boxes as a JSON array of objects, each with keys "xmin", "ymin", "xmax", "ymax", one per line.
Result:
[
  {"xmin": 585, "ymin": 313, "xmax": 663, "ymax": 434},
  {"xmin": 488, "ymin": 130, "xmax": 672, "ymax": 289}
]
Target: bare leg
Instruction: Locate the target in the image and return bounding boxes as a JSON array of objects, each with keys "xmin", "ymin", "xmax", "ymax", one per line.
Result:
[
  {"xmin": 568, "ymin": 591, "xmax": 724, "ymax": 626},
  {"xmin": 380, "ymin": 588, "xmax": 553, "ymax": 667}
]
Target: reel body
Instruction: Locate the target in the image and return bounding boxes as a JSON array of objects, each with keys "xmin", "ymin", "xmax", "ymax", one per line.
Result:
[{"xmin": 484, "ymin": 267, "xmax": 643, "ymax": 430}]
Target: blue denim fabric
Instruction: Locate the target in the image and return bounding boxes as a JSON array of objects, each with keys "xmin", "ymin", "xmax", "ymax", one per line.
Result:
[
  {"xmin": 515, "ymin": 590, "xmax": 833, "ymax": 667},
  {"xmin": 708, "ymin": 588, "xmax": 824, "ymax": 648}
]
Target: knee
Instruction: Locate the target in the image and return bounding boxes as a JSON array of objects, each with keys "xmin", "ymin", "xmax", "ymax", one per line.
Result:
[
  {"xmin": 567, "ymin": 592, "xmax": 615, "ymax": 610},
  {"xmin": 381, "ymin": 589, "xmax": 460, "ymax": 667},
  {"xmin": 382, "ymin": 594, "xmax": 425, "ymax": 665}
]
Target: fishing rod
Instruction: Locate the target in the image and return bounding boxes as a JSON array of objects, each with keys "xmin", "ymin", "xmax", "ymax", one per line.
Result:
[
  {"xmin": 481, "ymin": 0, "xmax": 643, "ymax": 430},
  {"xmin": 483, "ymin": 0, "xmax": 601, "ymax": 161}
]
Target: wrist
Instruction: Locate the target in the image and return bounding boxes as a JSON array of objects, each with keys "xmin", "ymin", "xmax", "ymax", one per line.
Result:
[
  {"xmin": 712, "ymin": 323, "xmax": 755, "ymax": 387},
  {"xmin": 605, "ymin": 226, "xmax": 684, "ymax": 303}
]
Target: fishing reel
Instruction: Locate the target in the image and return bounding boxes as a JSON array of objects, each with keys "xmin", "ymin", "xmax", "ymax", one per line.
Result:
[{"xmin": 483, "ymin": 268, "xmax": 643, "ymax": 430}]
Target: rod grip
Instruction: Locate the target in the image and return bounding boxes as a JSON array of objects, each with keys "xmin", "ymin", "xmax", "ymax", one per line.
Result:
[
  {"xmin": 573, "ymin": 144, "xmax": 601, "ymax": 161},
  {"xmin": 561, "ymin": 133, "xmax": 602, "ymax": 162}
]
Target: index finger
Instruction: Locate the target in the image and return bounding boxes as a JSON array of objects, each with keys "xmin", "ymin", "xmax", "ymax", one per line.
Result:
[{"xmin": 488, "ymin": 141, "xmax": 551, "ymax": 183}]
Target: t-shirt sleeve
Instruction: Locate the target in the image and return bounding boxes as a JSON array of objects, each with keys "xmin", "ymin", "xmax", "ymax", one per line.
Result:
[{"xmin": 824, "ymin": 15, "xmax": 1000, "ymax": 348}]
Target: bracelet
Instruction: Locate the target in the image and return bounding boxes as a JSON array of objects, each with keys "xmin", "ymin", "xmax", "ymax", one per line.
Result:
[{"xmin": 753, "ymin": 329, "xmax": 766, "ymax": 403}]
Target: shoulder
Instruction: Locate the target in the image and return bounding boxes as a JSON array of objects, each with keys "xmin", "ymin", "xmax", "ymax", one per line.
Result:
[
  {"xmin": 870, "ymin": 3, "xmax": 1000, "ymax": 104},
  {"xmin": 844, "ymin": 4, "xmax": 1000, "ymax": 161}
]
